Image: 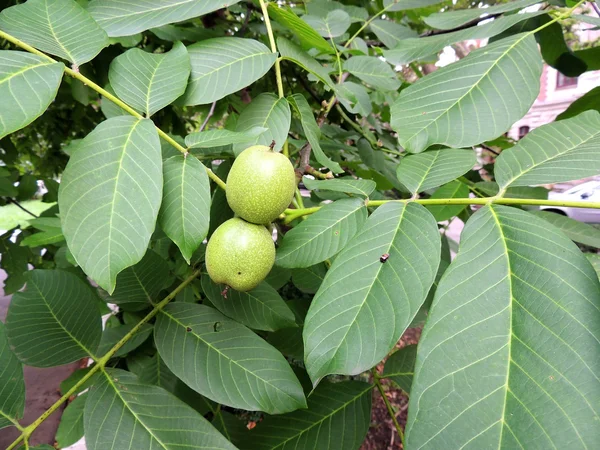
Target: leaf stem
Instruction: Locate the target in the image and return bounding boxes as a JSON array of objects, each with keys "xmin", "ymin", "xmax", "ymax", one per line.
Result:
[
  {"xmin": 0, "ymin": 29, "xmax": 227, "ymax": 191},
  {"xmin": 5, "ymin": 270, "xmax": 201, "ymax": 450},
  {"xmin": 374, "ymin": 372, "xmax": 405, "ymax": 447},
  {"xmin": 335, "ymin": 104, "xmax": 380, "ymax": 149},
  {"xmin": 284, "ymin": 197, "xmax": 600, "ymax": 220},
  {"xmin": 259, "ymin": 0, "xmax": 285, "ymax": 100}
]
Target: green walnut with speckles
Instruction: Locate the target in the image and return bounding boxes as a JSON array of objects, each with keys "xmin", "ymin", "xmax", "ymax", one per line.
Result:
[
  {"xmin": 226, "ymin": 145, "xmax": 296, "ymax": 224},
  {"xmin": 205, "ymin": 217, "xmax": 275, "ymax": 292}
]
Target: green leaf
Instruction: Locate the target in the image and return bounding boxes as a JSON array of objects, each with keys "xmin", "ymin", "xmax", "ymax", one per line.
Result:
[
  {"xmin": 103, "ymin": 249, "xmax": 169, "ymax": 311},
  {"xmin": 267, "ymin": 4, "xmax": 332, "ymax": 54},
  {"xmin": 292, "ymin": 263, "xmax": 327, "ymax": 294},
  {"xmin": 0, "ymin": 321, "xmax": 24, "ymax": 430},
  {"xmin": 287, "ymin": 94, "xmax": 343, "ymax": 173},
  {"xmin": 0, "ymin": 51, "xmax": 64, "ymax": 140},
  {"xmin": 276, "ymin": 198, "xmax": 368, "ymax": 268},
  {"xmin": 496, "ymin": 111, "xmax": 600, "ymax": 188},
  {"xmin": 155, "ymin": 303, "xmax": 307, "ymax": 414},
  {"xmin": 277, "ymin": 38, "xmax": 336, "ymax": 90},
  {"xmin": 382, "ymin": 345, "xmax": 417, "ymax": 393},
  {"xmin": 109, "ymin": 42, "xmax": 190, "ymax": 117},
  {"xmin": 100, "ymin": 83, "xmax": 128, "ymax": 119},
  {"xmin": 233, "ymin": 93, "xmax": 291, "ymax": 155},
  {"xmin": 97, "ymin": 323, "xmax": 153, "ymax": 357},
  {"xmin": 383, "ymin": 12, "xmax": 545, "ymax": 65},
  {"xmin": 56, "ymin": 393, "xmax": 86, "ymax": 448},
  {"xmin": 201, "ymin": 276, "xmax": 297, "ymax": 331},
  {"xmin": 474, "ymin": 181, "xmax": 548, "ymax": 200},
  {"xmin": 150, "ymin": 25, "xmax": 218, "ymax": 42},
  {"xmin": 5, "ymin": 270, "xmax": 102, "ymax": 367},
  {"xmin": 0, "ymin": 0, "xmax": 109, "ymax": 65},
  {"xmin": 406, "ymin": 205, "xmax": 600, "ymax": 449},
  {"xmin": 181, "ymin": 37, "xmax": 276, "ymax": 106},
  {"xmin": 573, "ymin": 14, "xmax": 600, "ymax": 27},
  {"xmin": 532, "ymin": 211, "xmax": 600, "ymax": 249},
  {"xmin": 0, "ymin": 177, "xmax": 17, "ymax": 197},
  {"xmin": 302, "ymin": 176, "xmax": 376, "ymax": 197},
  {"xmin": 343, "ymin": 56, "xmax": 400, "ymax": 91},
  {"xmin": 21, "ymin": 217, "xmax": 64, "ymax": 247},
  {"xmin": 59, "ymin": 117, "xmax": 162, "ymax": 293},
  {"xmin": 556, "ymin": 86, "xmax": 600, "ymax": 121},
  {"xmin": 383, "ymin": 0, "xmax": 445, "ymax": 12},
  {"xmin": 242, "ymin": 381, "xmax": 373, "ymax": 450},
  {"xmin": 396, "ymin": 149, "xmax": 476, "ymax": 194},
  {"xmin": 586, "ymin": 253, "xmax": 600, "ymax": 279},
  {"xmin": 336, "ymin": 81, "xmax": 373, "ymax": 117},
  {"xmin": 302, "ymin": 10, "xmax": 351, "ymax": 38},
  {"xmin": 370, "ymin": 19, "xmax": 418, "ymax": 49},
  {"xmin": 304, "ymin": 203, "xmax": 440, "ymax": 384},
  {"xmin": 84, "ymin": 368, "xmax": 235, "ymax": 450},
  {"xmin": 186, "ymin": 127, "xmax": 266, "ymax": 149},
  {"xmin": 426, "ymin": 181, "xmax": 470, "ymax": 222},
  {"xmin": 391, "ymin": 34, "xmax": 542, "ymax": 153},
  {"xmin": 159, "ymin": 155, "xmax": 210, "ymax": 264},
  {"xmin": 265, "ymin": 265, "xmax": 292, "ymax": 290},
  {"xmin": 88, "ymin": 0, "xmax": 243, "ymax": 37},
  {"xmin": 424, "ymin": 0, "xmax": 540, "ymax": 30}
]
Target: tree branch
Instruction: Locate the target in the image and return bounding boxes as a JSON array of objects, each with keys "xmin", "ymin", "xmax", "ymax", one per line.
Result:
[{"xmin": 7, "ymin": 198, "xmax": 38, "ymax": 218}]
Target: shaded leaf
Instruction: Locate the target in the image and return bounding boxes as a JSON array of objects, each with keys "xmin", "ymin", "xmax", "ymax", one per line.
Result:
[
  {"xmin": 88, "ymin": 0, "xmax": 242, "ymax": 37},
  {"xmin": 496, "ymin": 111, "xmax": 600, "ymax": 188},
  {"xmin": 59, "ymin": 117, "xmax": 162, "ymax": 293},
  {"xmin": 382, "ymin": 345, "xmax": 417, "ymax": 393},
  {"xmin": 233, "ymin": 93, "xmax": 291, "ymax": 155},
  {"xmin": 0, "ymin": 321, "xmax": 24, "ymax": 430},
  {"xmin": 396, "ymin": 149, "xmax": 476, "ymax": 194},
  {"xmin": 426, "ymin": 181, "xmax": 470, "ymax": 222},
  {"xmin": 302, "ymin": 10, "xmax": 351, "ymax": 38},
  {"xmin": 186, "ymin": 127, "xmax": 266, "ymax": 149},
  {"xmin": 0, "ymin": 0, "xmax": 108, "ymax": 65},
  {"xmin": 242, "ymin": 381, "xmax": 373, "ymax": 450},
  {"xmin": 383, "ymin": 0, "xmax": 445, "ymax": 12},
  {"xmin": 181, "ymin": 38, "xmax": 276, "ymax": 105},
  {"xmin": 292, "ymin": 263, "xmax": 327, "ymax": 294},
  {"xmin": 264, "ymin": 265, "xmax": 292, "ymax": 290},
  {"xmin": 278, "ymin": 37, "xmax": 336, "ymax": 90},
  {"xmin": 287, "ymin": 94, "xmax": 343, "ymax": 173},
  {"xmin": 336, "ymin": 81, "xmax": 373, "ymax": 116},
  {"xmin": 556, "ymin": 86, "xmax": 600, "ymax": 121},
  {"xmin": 84, "ymin": 368, "xmax": 235, "ymax": 450},
  {"xmin": 343, "ymin": 56, "xmax": 400, "ymax": 91},
  {"xmin": 391, "ymin": 34, "xmax": 542, "ymax": 153},
  {"xmin": 406, "ymin": 205, "xmax": 600, "ymax": 449},
  {"xmin": 6, "ymin": 270, "xmax": 102, "ymax": 367},
  {"xmin": 276, "ymin": 198, "xmax": 367, "ymax": 268},
  {"xmin": 159, "ymin": 155, "xmax": 210, "ymax": 263},
  {"xmin": 97, "ymin": 323, "xmax": 153, "ymax": 357},
  {"xmin": 267, "ymin": 4, "xmax": 332, "ymax": 54},
  {"xmin": 370, "ymin": 19, "xmax": 418, "ymax": 49},
  {"xmin": 56, "ymin": 393, "xmax": 86, "ymax": 448},
  {"xmin": 201, "ymin": 276, "xmax": 297, "ymax": 332},
  {"xmin": 0, "ymin": 51, "xmax": 63, "ymax": 140},
  {"xmin": 109, "ymin": 42, "xmax": 190, "ymax": 117},
  {"xmin": 304, "ymin": 203, "xmax": 440, "ymax": 383},
  {"xmin": 533, "ymin": 211, "xmax": 600, "ymax": 249},
  {"xmin": 155, "ymin": 303, "xmax": 307, "ymax": 414},
  {"xmin": 303, "ymin": 176, "xmax": 376, "ymax": 197}
]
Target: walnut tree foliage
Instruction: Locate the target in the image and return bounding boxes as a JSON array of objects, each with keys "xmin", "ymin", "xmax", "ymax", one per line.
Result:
[{"xmin": 0, "ymin": 0, "xmax": 599, "ymax": 449}]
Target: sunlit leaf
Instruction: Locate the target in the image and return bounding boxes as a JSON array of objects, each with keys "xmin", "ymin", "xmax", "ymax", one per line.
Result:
[{"xmin": 406, "ymin": 205, "xmax": 600, "ymax": 448}]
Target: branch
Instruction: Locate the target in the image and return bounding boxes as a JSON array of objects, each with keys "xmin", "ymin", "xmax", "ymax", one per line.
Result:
[
  {"xmin": 6, "ymin": 198, "xmax": 38, "ymax": 218},
  {"xmin": 420, "ymin": 13, "xmax": 502, "ymax": 37},
  {"xmin": 0, "ymin": 29, "xmax": 227, "ymax": 191},
  {"xmin": 6, "ymin": 270, "xmax": 201, "ymax": 450},
  {"xmin": 199, "ymin": 101, "xmax": 217, "ymax": 132},
  {"xmin": 374, "ymin": 373, "xmax": 405, "ymax": 447}
]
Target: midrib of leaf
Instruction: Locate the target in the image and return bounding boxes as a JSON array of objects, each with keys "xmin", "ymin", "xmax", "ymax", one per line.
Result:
[
  {"xmin": 44, "ymin": 0, "xmax": 74, "ymax": 63},
  {"xmin": 403, "ymin": 33, "xmax": 531, "ymax": 145},
  {"xmin": 131, "ymin": 265, "xmax": 153, "ymax": 305},
  {"xmin": 191, "ymin": 51, "xmax": 272, "ymax": 83},
  {"xmin": 414, "ymin": 152, "xmax": 439, "ymax": 193},
  {"xmin": 102, "ymin": 370, "xmax": 169, "ymax": 449},
  {"xmin": 107, "ymin": 121, "xmax": 139, "ymax": 283},
  {"xmin": 0, "ymin": 62, "xmax": 53, "ymax": 85},
  {"xmin": 501, "ymin": 124, "xmax": 600, "ymax": 188},
  {"xmin": 145, "ymin": 56, "xmax": 166, "ymax": 117},
  {"xmin": 254, "ymin": 383, "xmax": 374, "ymax": 448},
  {"xmin": 160, "ymin": 309, "xmax": 299, "ymax": 403},
  {"xmin": 278, "ymin": 204, "xmax": 363, "ymax": 261},
  {"xmin": 30, "ymin": 279, "xmax": 96, "ymax": 359},
  {"xmin": 311, "ymin": 206, "xmax": 407, "ymax": 374}
]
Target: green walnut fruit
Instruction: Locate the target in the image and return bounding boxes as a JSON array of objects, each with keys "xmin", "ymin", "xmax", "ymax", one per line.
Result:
[
  {"xmin": 205, "ymin": 217, "xmax": 275, "ymax": 292},
  {"xmin": 226, "ymin": 145, "xmax": 296, "ymax": 224}
]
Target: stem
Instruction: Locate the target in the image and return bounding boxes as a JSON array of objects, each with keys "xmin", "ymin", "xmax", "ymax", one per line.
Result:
[
  {"xmin": 7, "ymin": 198, "xmax": 38, "ymax": 218},
  {"xmin": 199, "ymin": 101, "xmax": 217, "ymax": 132},
  {"xmin": 374, "ymin": 373, "xmax": 405, "ymax": 447},
  {"xmin": 345, "ymin": 2, "xmax": 395, "ymax": 48},
  {"xmin": 284, "ymin": 197, "xmax": 600, "ymax": 220},
  {"xmin": 0, "ymin": 29, "xmax": 227, "ymax": 192},
  {"xmin": 5, "ymin": 270, "xmax": 201, "ymax": 450},
  {"xmin": 335, "ymin": 104, "xmax": 380, "ymax": 149},
  {"xmin": 259, "ymin": 0, "xmax": 284, "ymax": 99}
]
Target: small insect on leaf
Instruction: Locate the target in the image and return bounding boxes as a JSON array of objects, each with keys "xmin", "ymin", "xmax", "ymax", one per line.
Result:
[
  {"xmin": 186, "ymin": 327, "xmax": 192, "ymax": 332},
  {"xmin": 380, "ymin": 253, "xmax": 390, "ymax": 263},
  {"xmin": 213, "ymin": 322, "xmax": 222, "ymax": 332}
]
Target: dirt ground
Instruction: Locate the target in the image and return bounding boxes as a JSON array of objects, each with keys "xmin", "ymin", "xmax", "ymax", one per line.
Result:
[{"xmin": 361, "ymin": 327, "xmax": 422, "ymax": 450}]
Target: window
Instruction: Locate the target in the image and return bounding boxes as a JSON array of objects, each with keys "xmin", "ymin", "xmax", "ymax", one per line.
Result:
[
  {"xmin": 556, "ymin": 73, "xmax": 577, "ymax": 89},
  {"xmin": 518, "ymin": 125, "xmax": 530, "ymax": 139}
]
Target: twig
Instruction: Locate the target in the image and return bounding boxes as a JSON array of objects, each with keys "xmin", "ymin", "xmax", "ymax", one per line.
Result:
[
  {"xmin": 420, "ymin": 13, "xmax": 502, "ymax": 37},
  {"xmin": 374, "ymin": 373, "xmax": 405, "ymax": 447},
  {"xmin": 7, "ymin": 198, "xmax": 38, "ymax": 218},
  {"xmin": 592, "ymin": 1, "xmax": 600, "ymax": 16},
  {"xmin": 199, "ymin": 101, "xmax": 217, "ymax": 132}
]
